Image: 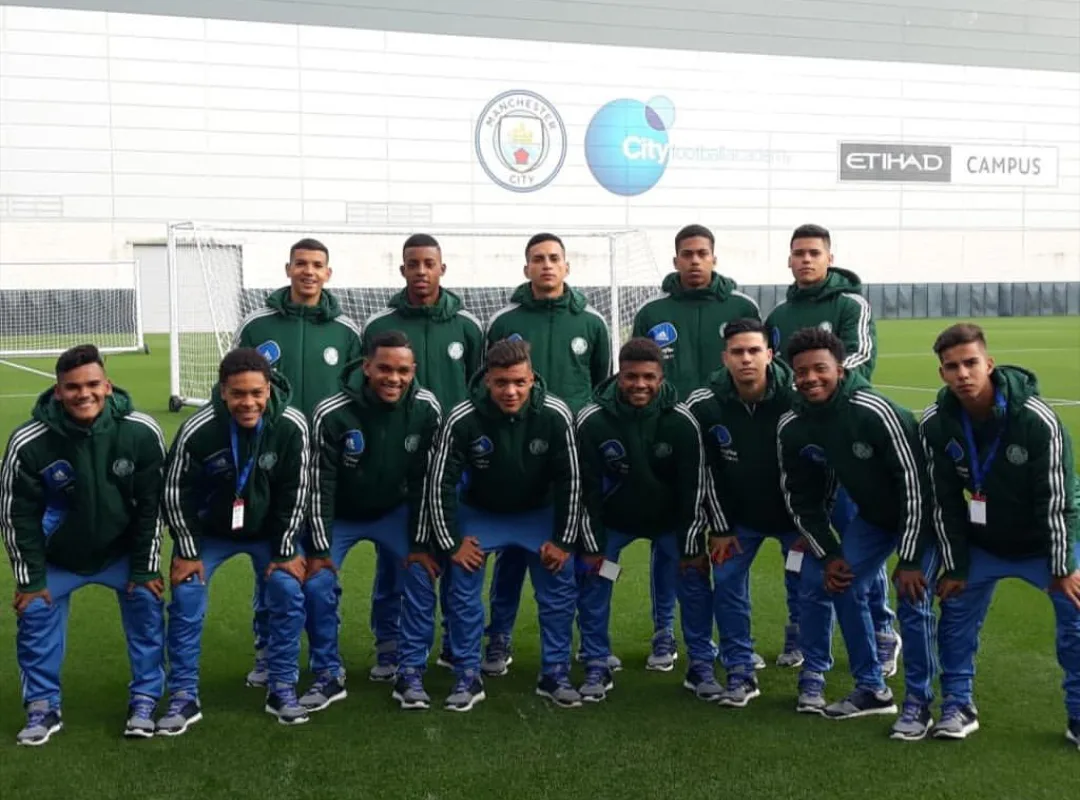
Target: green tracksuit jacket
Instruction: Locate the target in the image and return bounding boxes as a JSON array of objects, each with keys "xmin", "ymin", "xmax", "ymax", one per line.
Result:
[
  {"xmin": 426, "ymin": 372, "xmax": 580, "ymax": 555},
  {"xmin": 233, "ymin": 286, "xmax": 363, "ymax": 417},
  {"xmin": 163, "ymin": 373, "xmax": 309, "ymax": 562},
  {"xmin": 777, "ymin": 372, "xmax": 929, "ymax": 568},
  {"xmin": 575, "ymin": 377, "xmax": 710, "ymax": 558},
  {"xmin": 765, "ymin": 268, "xmax": 876, "ymax": 379},
  {"xmin": 309, "ymin": 360, "xmax": 442, "ymax": 557},
  {"xmin": 360, "ymin": 288, "xmax": 483, "ymax": 411},
  {"xmin": 920, "ymin": 366, "xmax": 1079, "ymax": 579},
  {"xmin": 1, "ymin": 388, "xmax": 166, "ymax": 592},
  {"xmin": 485, "ymin": 283, "xmax": 611, "ymax": 413},
  {"xmin": 632, "ymin": 272, "xmax": 762, "ymax": 401},
  {"xmin": 685, "ymin": 359, "xmax": 798, "ymax": 536}
]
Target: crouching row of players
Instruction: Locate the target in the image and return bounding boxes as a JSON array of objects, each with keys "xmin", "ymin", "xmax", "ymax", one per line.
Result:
[{"xmin": 4, "ymin": 320, "xmax": 1079, "ymax": 752}]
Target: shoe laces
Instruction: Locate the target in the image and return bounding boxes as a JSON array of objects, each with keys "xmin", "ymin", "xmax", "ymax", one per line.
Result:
[
  {"xmin": 25, "ymin": 700, "xmax": 51, "ymax": 726},
  {"xmin": 651, "ymin": 631, "xmax": 676, "ymax": 657},
  {"xmin": 167, "ymin": 692, "xmax": 196, "ymax": 716},
  {"xmin": 130, "ymin": 696, "xmax": 156, "ymax": 720},
  {"xmin": 401, "ymin": 668, "xmax": 425, "ymax": 691},
  {"xmin": 272, "ymin": 685, "xmax": 300, "ymax": 707},
  {"xmin": 898, "ymin": 699, "xmax": 925, "ymax": 722},
  {"xmin": 311, "ymin": 672, "xmax": 338, "ymax": 694},
  {"xmin": 547, "ymin": 664, "xmax": 574, "ymax": 690},
  {"xmin": 452, "ymin": 670, "xmax": 479, "ymax": 694},
  {"xmin": 487, "ymin": 634, "xmax": 511, "ymax": 659},
  {"xmin": 939, "ymin": 702, "xmax": 966, "ymax": 723},
  {"xmin": 724, "ymin": 671, "xmax": 751, "ymax": 691},
  {"xmin": 584, "ymin": 664, "xmax": 608, "ymax": 685}
]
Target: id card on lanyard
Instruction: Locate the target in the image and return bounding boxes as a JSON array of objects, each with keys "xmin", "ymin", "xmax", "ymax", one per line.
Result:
[
  {"xmin": 961, "ymin": 390, "xmax": 1005, "ymax": 526},
  {"xmin": 230, "ymin": 417, "xmax": 263, "ymax": 531}
]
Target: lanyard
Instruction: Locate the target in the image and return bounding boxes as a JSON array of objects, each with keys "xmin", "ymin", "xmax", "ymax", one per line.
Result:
[
  {"xmin": 230, "ymin": 417, "xmax": 263, "ymax": 498},
  {"xmin": 960, "ymin": 390, "xmax": 1005, "ymax": 495}
]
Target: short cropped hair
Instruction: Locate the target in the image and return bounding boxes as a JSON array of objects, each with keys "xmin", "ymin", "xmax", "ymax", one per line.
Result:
[
  {"xmin": 525, "ymin": 232, "xmax": 565, "ymax": 259},
  {"xmin": 55, "ymin": 344, "xmax": 104, "ymax": 378},
  {"xmin": 486, "ymin": 339, "xmax": 532, "ymax": 371},
  {"xmin": 675, "ymin": 224, "xmax": 715, "ymax": 252},
  {"xmin": 619, "ymin": 337, "xmax": 664, "ymax": 366},
  {"xmin": 366, "ymin": 330, "xmax": 413, "ymax": 357},
  {"xmin": 933, "ymin": 323, "xmax": 987, "ymax": 360},
  {"xmin": 289, "ymin": 238, "xmax": 329, "ymax": 262},
  {"xmin": 790, "ymin": 224, "xmax": 831, "ymax": 249},
  {"xmin": 402, "ymin": 233, "xmax": 441, "ymax": 260},
  {"xmin": 219, "ymin": 348, "xmax": 272, "ymax": 384},
  {"xmin": 723, "ymin": 318, "xmax": 770, "ymax": 343},
  {"xmin": 787, "ymin": 328, "xmax": 846, "ymax": 365}
]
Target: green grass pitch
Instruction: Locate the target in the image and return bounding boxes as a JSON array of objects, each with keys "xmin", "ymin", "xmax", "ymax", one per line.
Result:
[{"xmin": 0, "ymin": 317, "xmax": 1078, "ymax": 798}]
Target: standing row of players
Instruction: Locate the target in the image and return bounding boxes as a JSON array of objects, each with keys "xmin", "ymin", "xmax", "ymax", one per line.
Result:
[{"xmin": 3, "ymin": 226, "xmax": 1077, "ymax": 752}]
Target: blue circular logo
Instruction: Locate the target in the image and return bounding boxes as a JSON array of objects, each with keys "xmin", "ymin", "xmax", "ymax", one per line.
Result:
[
  {"xmin": 344, "ymin": 429, "xmax": 365, "ymax": 455},
  {"xmin": 710, "ymin": 425, "xmax": 733, "ymax": 447},
  {"xmin": 585, "ymin": 96, "xmax": 674, "ymax": 197}
]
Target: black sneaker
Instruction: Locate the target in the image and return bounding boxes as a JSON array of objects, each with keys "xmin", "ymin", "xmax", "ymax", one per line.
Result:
[
  {"xmin": 1067, "ymin": 718, "xmax": 1079, "ymax": 751},
  {"xmin": 824, "ymin": 687, "xmax": 898, "ymax": 719},
  {"xmin": 931, "ymin": 702, "xmax": 980, "ymax": 740},
  {"xmin": 536, "ymin": 667, "xmax": 583, "ymax": 708},
  {"xmin": 444, "ymin": 670, "xmax": 486, "ymax": 712},
  {"xmin": 155, "ymin": 692, "xmax": 202, "ymax": 737},
  {"xmin": 265, "ymin": 684, "xmax": 310, "ymax": 726}
]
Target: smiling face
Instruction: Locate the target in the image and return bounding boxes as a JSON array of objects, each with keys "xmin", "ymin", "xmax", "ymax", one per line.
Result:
[
  {"xmin": 939, "ymin": 341, "xmax": 994, "ymax": 403},
  {"xmin": 792, "ymin": 348, "xmax": 843, "ymax": 404},
  {"xmin": 55, "ymin": 362, "xmax": 112, "ymax": 425},
  {"xmin": 223, "ymin": 371, "xmax": 270, "ymax": 428},
  {"xmin": 617, "ymin": 359, "xmax": 664, "ymax": 408},
  {"xmin": 286, "ymin": 248, "xmax": 331, "ymax": 306},
  {"xmin": 673, "ymin": 235, "xmax": 716, "ymax": 290},
  {"xmin": 485, "ymin": 362, "xmax": 535, "ymax": 414},
  {"xmin": 363, "ymin": 345, "xmax": 417, "ymax": 404}
]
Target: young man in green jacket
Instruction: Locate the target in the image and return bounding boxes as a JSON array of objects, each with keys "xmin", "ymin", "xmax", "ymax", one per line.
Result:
[
  {"xmin": 302, "ymin": 331, "xmax": 442, "ymax": 713},
  {"xmin": 156, "ymin": 349, "xmax": 310, "ymax": 736},
  {"xmin": 778, "ymin": 329, "xmax": 937, "ymax": 739},
  {"xmin": 765, "ymin": 223, "xmax": 899, "ymax": 675},
  {"xmin": 684, "ymin": 319, "xmax": 812, "ymax": 707},
  {"xmin": 233, "ymin": 238, "xmax": 362, "ymax": 686},
  {"xmin": 482, "ymin": 233, "xmax": 611, "ymax": 676},
  {"xmin": 426, "ymin": 339, "xmax": 582, "ymax": 711},
  {"xmin": 3, "ymin": 345, "xmax": 167, "ymax": 746},
  {"xmin": 921, "ymin": 323, "xmax": 1080, "ymax": 747},
  {"xmin": 574, "ymin": 338, "xmax": 718, "ymax": 703}
]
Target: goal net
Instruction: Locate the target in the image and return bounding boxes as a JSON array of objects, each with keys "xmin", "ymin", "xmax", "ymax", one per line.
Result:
[
  {"xmin": 0, "ymin": 260, "xmax": 146, "ymax": 358},
  {"xmin": 166, "ymin": 221, "xmax": 664, "ymax": 409}
]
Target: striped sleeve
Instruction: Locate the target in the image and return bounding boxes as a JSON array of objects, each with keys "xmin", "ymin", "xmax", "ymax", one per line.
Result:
[
  {"xmin": 427, "ymin": 401, "xmax": 474, "ymax": 553},
  {"xmin": 163, "ymin": 407, "xmax": 216, "ymax": 560},
  {"xmin": 673, "ymin": 404, "xmax": 713, "ymax": 557},
  {"xmin": 574, "ymin": 403, "xmax": 604, "ymax": 554},
  {"xmin": 275, "ymin": 408, "xmax": 312, "ymax": 560},
  {"xmin": 544, "ymin": 396, "xmax": 582, "ymax": 549},
  {"xmin": 0, "ymin": 422, "xmax": 49, "ymax": 591},
  {"xmin": 777, "ymin": 411, "xmax": 839, "ymax": 559},
  {"xmin": 1025, "ymin": 397, "xmax": 1076, "ymax": 577},
  {"xmin": 308, "ymin": 393, "xmax": 352, "ymax": 555},
  {"xmin": 683, "ymin": 389, "xmax": 729, "ymax": 534},
  {"xmin": 126, "ymin": 412, "xmax": 168, "ymax": 579},
  {"xmin": 409, "ymin": 389, "xmax": 443, "ymax": 551},
  {"xmin": 837, "ymin": 293, "xmax": 874, "ymax": 374}
]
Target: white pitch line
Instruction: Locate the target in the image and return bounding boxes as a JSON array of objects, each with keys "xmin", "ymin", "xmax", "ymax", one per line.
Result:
[
  {"xmin": 0, "ymin": 358, "xmax": 53, "ymax": 379},
  {"xmin": 0, "ymin": 393, "xmax": 41, "ymax": 400},
  {"xmin": 880, "ymin": 347, "xmax": 1078, "ymax": 359}
]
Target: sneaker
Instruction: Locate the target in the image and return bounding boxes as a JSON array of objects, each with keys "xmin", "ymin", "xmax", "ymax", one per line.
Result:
[
  {"xmin": 824, "ymin": 686, "xmax": 898, "ymax": 719},
  {"xmin": 579, "ymin": 663, "xmax": 614, "ymax": 703},
  {"xmin": 776, "ymin": 624, "xmax": 804, "ymax": 668},
  {"xmin": 645, "ymin": 630, "xmax": 678, "ymax": 672},
  {"xmin": 392, "ymin": 667, "xmax": 431, "ymax": 710},
  {"xmin": 1066, "ymin": 718, "xmax": 1080, "ymax": 750},
  {"xmin": 16, "ymin": 700, "xmax": 62, "ymax": 747},
  {"xmin": 245, "ymin": 649, "xmax": 268, "ymax": 688},
  {"xmin": 575, "ymin": 651, "xmax": 624, "ymax": 673},
  {"xmin": 369, "ymin": 641, "xmax": 399, "ymax": 682},
  {"xmin": 877, "ymin": 631, "xmax": 902, "ymax": 679},
  {"xmin": 480, "ymin": 634, "xmax": 513, "ymax": 677},
  {"xmin": 299, "ymin": 672, "xmax": 347, "ymax": 712},
  {"xmin": 435, "ymin": 640, "xmax": 454, "ymax": 670},
  {"xmin": 155, "ymin": 692, "xmax": 202, "ymax": 737},
  {"xmin": 890, "ymin": 699, "xmax": 933, "ymax": 742},
  {"xmin": 796, "ymin": 671, "xmax": 827, "ymax": 715},
  {"xmin": 445, "ymin": 670, "xmax": 486, "ymax": 712},
  {"xmin": 751, "ymin": 652, "xmax": 767, "ymax": 671},
  {"xmin": 717, "ymin": 674, "xmax": 761, "ymax": 708},
  {"xmin": 931, "ymin": 702, "xmax": 980, "ymax": 740},
  {"xmin": 123, "ymin": 695, "xmax": 157, "ymax": 739},
  {"xmin": 682, "ymin": 660, "xmax": 723, "ymax": 702},
  {"xmin": 536, "ymin": 666, "xmax": 583, "ymax": 709},
  {"xmin": 265, "ymin": 684, "xmax": 310, "ymax": 726}
]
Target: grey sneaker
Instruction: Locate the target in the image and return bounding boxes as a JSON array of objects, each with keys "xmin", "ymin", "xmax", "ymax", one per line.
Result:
[
  {"xmin": 931, "ymin": 702, "xmax": 980, "ymax": 740},
  {"xmin": 682, "ymin": 660, "xmax": 723, "ymax": 702},
  {"xmin": 776, "ymin": 624, "xmax": 804, "ymax": 668},
  {"xmin": 392, "ymin": 667, "xmax": 431, "ymax": 710},
  {"xmin": 299, "ymin": 672, "xmax": 347, "ymax": 712},
  {"xmin": 579, "ymin": 663, "xmax": 614, "ymax": 703},
  {"xmin": 155, "ymin": 692, "xmax": 202, "ymax": 737},
  {"xmin": 645, "ymin": 630, "xmax": 678, "ymax": 672},
  {"xmin": 536, "ymin": 667, "xmax": 583, "ymax": 708},
  {"xmin": 877, "ymin": 631, "xmax": 902, "ymax": 679},
  {"xmin": 481, "ymin": 633, "xmax": 513, "ymax": 677},
  {"xmin": 796, "ymin": 671, "xmax": 827, "ymax": 715},
  {"xmin": 123, "ymin": 695, "xmax": 157, "ymax": 739},
  {"xmin": 824, "ymin": 687, "xmax": 898, "ymax": 719},
  {"xmin": 576, "ymin": 651, "xmax": 624, "ymax": 672},
  {"xmin": 16, "ymin": 700, "xmax": 62, "ymax": 747},
  {"xmin": 369, "ymin": 641, "xmax": 399, "ymax": 682},
  {"xmin": 890, "ymin": 699, "xmax": 933, "ymax": 742},
  {"xmin": 245, "ymin": 649, "xmax": 268, "ymax": 688},
  {"xmin": 265, "ymin": 683, "xmax": 309, "ymax": 726},
  {"xmin": 718, "ymin": 673, "xmax": 761, "ymax": 708},
  {"xmin": 751, "ymin": 652, "xmax": 767, "ymax": 671},
  {"xmin": 445, "ymin": 670, "xmax": 485, "ymax": 712}
]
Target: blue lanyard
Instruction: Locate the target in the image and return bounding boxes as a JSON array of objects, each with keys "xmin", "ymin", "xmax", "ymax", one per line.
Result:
[
  {"xmin": 230, "ymin": 417, "xmax": 263, "ymax": 498},
  {"xmin": 960, "ymin": 390, "xmax": 1006, "ymax": 495}
]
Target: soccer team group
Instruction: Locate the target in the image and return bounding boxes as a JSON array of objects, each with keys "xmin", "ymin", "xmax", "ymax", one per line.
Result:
[{"xmin": 3, "ymin": 224, "xmax": 1079, "ymax": 751}]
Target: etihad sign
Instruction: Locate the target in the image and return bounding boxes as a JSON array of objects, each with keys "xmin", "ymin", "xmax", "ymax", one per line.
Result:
[{"xmin": 839, "ymin": 142, "xmax": 1058, "ymax": 186}]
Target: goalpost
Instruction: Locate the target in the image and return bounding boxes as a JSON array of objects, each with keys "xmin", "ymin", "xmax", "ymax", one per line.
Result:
[
  {"xmin": 0, "ymin": 260, "xmax": 147, "ymax": 360},
  {"xmin": 166, "ymin": 221, "xmax": 664, "ymax": 410}
]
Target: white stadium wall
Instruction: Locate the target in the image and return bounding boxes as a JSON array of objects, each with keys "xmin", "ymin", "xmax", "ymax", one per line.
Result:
[{"xmin": 1, "ymin": 3, "xmax": 1078, "ymax": 300}]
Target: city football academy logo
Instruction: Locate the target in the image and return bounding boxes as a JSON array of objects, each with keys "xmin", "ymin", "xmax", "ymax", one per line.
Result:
[
  {"xmin": 447, "ymin": 341, "xmax": 465, "ymax": 361},
  {"xmin": 323, "ymin": 346, "xmax": 339, "ymax": 366},
  {"xmin": 800, "ymin": 444, "xmax": 827, "ymax": 465},
  {"xmin": 475, "ymin": 90, "xmax": 567, "ymax": 193},
  {"xmin": 647, "ymin": 322, "xmax": 678, "ymax": 347},
  {"xmin": 257, "ymin": 340, "xmax": 282, "ymax": 365},
  {"xmin": 852, "ymin": 442, "xmax": 874, "ymax": 459},
  {"xmin": 344, "ymin": 429, "xmax": 365, "ymax": 456},
  {"xmin": 258, "ymin": 452, "xmax": 278, "ymax": 470},
  {"xmin": 111, "ymin": 458, "xmax": 134, "ymax": 477},
  {"xmin": 585, "ymin": 95, "xmax": 675, "ymax": 196},
  {"xmin": 710, "ymin": 425, "xmax": 733, "ymax": 447},
  {"xmin": 571, "ymin": 337, "xmax": 589, "ymax": 356},
  {"xmin": 43, "ymin": 460, "xmax": 75, "ymax": 489},
  {"xmin": 404, "ymin": 434, "xmax": 420, "ymax": 453},
  {"xmin": 945, "ymin": 439, "xmax": 964, "ymax": 462},
  {"xmin": 529, "ymin": 438, "xmax": 549, "ymax": 455},
  {"xmin": 1006, "ymin": 444, "xmax": 1028, "ymax": 465}
]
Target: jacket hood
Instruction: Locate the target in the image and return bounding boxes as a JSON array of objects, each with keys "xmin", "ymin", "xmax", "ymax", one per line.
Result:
[
  {"xmin": 509, "ymin": 282, "xmax": 589, "ymax": 314},
  {"xmin": 211, "ymin": 369, "xmax": 292, "ymax": 424},
  {"xmin": 786, "ymin": 267, "xmax": 863, "ymax": 303},
  {"xmin": 386, "ymin": 287, "xmax": 464, "ymax": 322},
  {"xmin": 708, "ymin": 358, "xmax": 795, "ymax": 405},
  {"xmin": 660, "ymin": 271, "xmax": 738, "ymax": 302},
  {"xmin": 467, "ymin": 364, "xmax": 548, "ymax": 418},
  {"xmin": 33, "ymin": 385, "xmax": 134, "ymax": 437},
  {"xmin": 936, "ymin": 364, "xmax": 1040, "ymax": 420},
  {"xmin": 791, "ymin": 368, "xmax": 871, "ymax": 416},
  {"xmin": 339, "ymin": 355, "xmax": 419, "ymax": 409},
  {"xmin": 591, "ymin": 373, "xmax": 677, "ymax": 416},
  {"xmin": 264, "ymin": 285, "xmax": 343, "ymax": 323}
]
